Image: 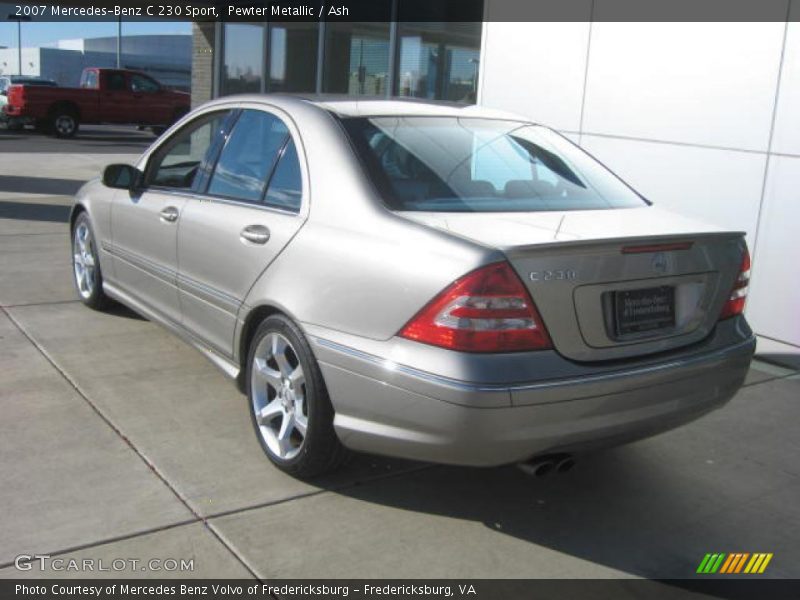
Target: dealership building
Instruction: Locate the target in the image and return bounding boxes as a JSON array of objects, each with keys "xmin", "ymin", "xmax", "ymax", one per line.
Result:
[
  {"xmin": 0, "ymin": 34, "xmax": 191, "ymax": 89},
  {"xmin": 190, "ymin": 2, "xmax": 799, "ymax": 356}
]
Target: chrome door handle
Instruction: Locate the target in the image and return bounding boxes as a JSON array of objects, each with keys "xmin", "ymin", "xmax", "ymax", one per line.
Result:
[
  {"xmin": 159, "ymin": 206, "xmax": 179, "ymax": 223},
  {"xmin": 240, "ymin": 224, "xmax": 270, "ymax": 245}
]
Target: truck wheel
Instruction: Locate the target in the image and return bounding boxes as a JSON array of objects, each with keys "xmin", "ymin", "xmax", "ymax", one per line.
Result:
[{"xmin": 51, "ymin": 110, "xmax": 79, "ymax": 138}]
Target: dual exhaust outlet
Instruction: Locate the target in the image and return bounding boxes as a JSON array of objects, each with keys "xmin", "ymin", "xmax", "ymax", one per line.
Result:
[{"xmin": 518, "ymin": 453, "xmax": 576, "ymax": 478}]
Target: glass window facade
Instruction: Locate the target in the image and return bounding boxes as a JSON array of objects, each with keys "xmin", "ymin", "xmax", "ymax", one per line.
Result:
[
  {"xmin": 395, "ymin": 23, "xmax": 481, "ymax": 103},
  {"xmin": 216, "ymin": 0, "xmax": 482, "ymax": 103},
  {"xmin": 268, "ymin": 22, "xmax": 320, "ymax": 93},
  {"xmin": 323, "ymin": 22, "xmax": 391, "ymax": 96},
  {"xmin": 220, "ymin": 23, "xmax": 265, "ymax": 95}
]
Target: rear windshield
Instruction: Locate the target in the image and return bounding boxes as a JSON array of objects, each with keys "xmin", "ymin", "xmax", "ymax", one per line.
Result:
[{"xmin": 341, "ymin": 116, "xmax": 646, "ymax": 213}]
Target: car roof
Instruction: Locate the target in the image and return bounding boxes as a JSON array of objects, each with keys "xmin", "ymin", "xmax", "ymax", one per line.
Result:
[{"xmin": 205, "ymin": 93, "xmax": 533, "ymax": 123}]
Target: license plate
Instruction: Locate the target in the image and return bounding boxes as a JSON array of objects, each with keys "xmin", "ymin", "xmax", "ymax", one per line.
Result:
[{"xmin": 614, "ymin": 286, "xmax": 675, "ymax": 336}]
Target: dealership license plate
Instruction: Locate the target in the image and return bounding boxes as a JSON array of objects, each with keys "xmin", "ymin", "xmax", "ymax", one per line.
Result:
[{"xmin": 614, "ymin": 286, "xmax": 675, "ymax": 336}]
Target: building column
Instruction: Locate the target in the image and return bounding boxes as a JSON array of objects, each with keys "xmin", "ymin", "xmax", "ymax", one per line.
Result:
[{"xmin": 191, "ymin": 22, "xmax": 216, "ymax": 108}]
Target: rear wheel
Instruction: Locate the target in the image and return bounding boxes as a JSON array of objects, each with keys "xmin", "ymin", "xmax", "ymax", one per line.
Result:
[
  {"xmin": 246, "ymin": 314, "xmax": 346, "ymax": 477},
  {"xmin": 72, "ymin": 213, "xmax": 111, "ymax": 310},
  {"xmin": 50, "ymin": 109, "xmax": 79, "ymax": 138}
]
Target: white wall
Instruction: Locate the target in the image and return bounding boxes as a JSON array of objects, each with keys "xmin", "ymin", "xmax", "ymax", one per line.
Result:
[
  {"xmin": 479, "ymin": 4, "xmax": 800, "ymax": 350},
  {"xmin": 0, "ymin": 47, "xmax": 41, "ymax": 77}
]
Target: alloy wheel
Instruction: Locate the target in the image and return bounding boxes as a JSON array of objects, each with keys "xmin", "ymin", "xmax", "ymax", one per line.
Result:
[
  {"xmin": 250, "ymin": 332, "xmax": 308, "ymax": 460},
  {"xmin": 55, "ymin": 115, "xmax": 76, "ymax": 136},
  {"xmin": 72, "ymin": 221, "xmax": 96, "ymax": 299}
]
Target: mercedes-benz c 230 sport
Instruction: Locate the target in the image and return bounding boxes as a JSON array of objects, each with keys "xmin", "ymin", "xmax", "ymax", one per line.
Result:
[{"xmin": 69, "ymin": 96, "xmax": 755, "ymax": 477}]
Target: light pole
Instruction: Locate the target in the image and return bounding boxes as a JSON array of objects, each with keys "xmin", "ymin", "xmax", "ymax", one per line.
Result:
[
  {"xmin": 6, "ymin": 15, "xmax": 31, "ymax": 75},
  {"xmin": 116, "ymin": 17, "xmax": 121, "ymax": 68}
]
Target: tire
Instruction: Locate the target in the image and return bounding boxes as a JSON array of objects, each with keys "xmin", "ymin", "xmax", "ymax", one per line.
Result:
[
  {"xmin": 246, "ymin": 314, "xmax": 347, "ymax": 478},
  {"xmin": 50, "ymin": 108, "xmax": 79, "ymax": 138},
  {"xmin": 71, "ymin": 212, "xmax": 111, "ymax": 310}
]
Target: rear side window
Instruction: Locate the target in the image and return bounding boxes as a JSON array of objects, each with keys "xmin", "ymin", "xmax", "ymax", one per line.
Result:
[
  {"xmin": 264, "ymin": 139, "xmax": 302, "ymax": 212},
  {"xmin": 80, "ymin": 71, "xmax": 98, "ymax": 89},
  {"xmin": 207, "ymin": 110, "xmax": 289, "ymax": 203},
  {"xmin": 342, "ymin": 116, "xmax": 646, "ymax": 213}
]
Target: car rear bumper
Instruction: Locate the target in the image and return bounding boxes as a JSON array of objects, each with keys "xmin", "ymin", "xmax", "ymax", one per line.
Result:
[{"xmin": 308, "ymin": 318, "xmax": 755, "ymax": 466}]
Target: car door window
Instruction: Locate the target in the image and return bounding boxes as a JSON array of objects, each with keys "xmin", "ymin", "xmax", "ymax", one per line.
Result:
[
  {"xmin": 264, "ymin": 139, "xmax": 302, "ymax": 212},
  {"xmin": 107, "ymin": 72, "xmax": 127, "ymax": 91},
  {"xmin": 131, "ymin": 74, "xmax": 159, "ymax": 93},
  {"xmin": 207, "ymin": 110, "xmax": 289, "ymax": 203},
  {"xmin": 147, "ymin": 111, "xmax": 230, "ymax": 190}
]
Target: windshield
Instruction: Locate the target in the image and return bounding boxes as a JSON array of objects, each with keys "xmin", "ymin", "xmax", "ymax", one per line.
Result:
[{"xmin": 341, "ymin": 116, "xmax": 647, "ymax": 213}]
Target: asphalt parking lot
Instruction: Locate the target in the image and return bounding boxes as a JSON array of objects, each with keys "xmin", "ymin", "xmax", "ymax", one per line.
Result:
[
  {"xmin": 1, "ymin": 125, "xmax": 799, "ymax": 581},
  {"xmin": 0, "ymin": 123, "xmax": 156, "ymax": 154}
]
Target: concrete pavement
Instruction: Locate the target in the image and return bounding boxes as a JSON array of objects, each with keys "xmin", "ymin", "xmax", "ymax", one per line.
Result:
[{"xmin": 1, "ymin": 139, "xmax": 799, "ymax": 580}]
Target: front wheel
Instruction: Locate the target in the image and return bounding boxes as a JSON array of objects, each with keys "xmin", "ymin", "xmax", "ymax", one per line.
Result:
[
  {"xmin": 246, "ymin": 314, "xmax": 346, "ymax": 478},
  {"xmin": 72, "ymin": 213, "xmax": 111, "ymax": 310}
]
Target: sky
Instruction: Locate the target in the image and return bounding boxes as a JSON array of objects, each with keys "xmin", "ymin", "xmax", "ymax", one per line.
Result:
[{"xmin": 0, "ymin": 21, "xmax": 191, "ymax": 49}]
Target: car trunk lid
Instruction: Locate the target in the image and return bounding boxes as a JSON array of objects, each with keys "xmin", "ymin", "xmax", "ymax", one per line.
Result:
[{"xmin": 400, "ymin": 206, "xmax": 746, "ymax": 361}]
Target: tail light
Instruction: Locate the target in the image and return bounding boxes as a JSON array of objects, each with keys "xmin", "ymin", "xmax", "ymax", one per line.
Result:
[
  {"xmin": 399, "ymin": 262, "xmax": 552, "ymax": 353},
  {"xmin": 719, "ymin": 246, "xmax": 750, "ymax": 320},
  {"xmin": 7, "ymin": 84, "xmax": 24, "ymax": 106}
]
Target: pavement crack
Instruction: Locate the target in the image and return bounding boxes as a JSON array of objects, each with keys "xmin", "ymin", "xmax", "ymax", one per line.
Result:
[
  {"xmin": 1, "ymin": 305, "xmax": 260, "ymax": 580},
  {"xmin": 0, "ymin": 519, "xmax": 199, "ymax": 571}
]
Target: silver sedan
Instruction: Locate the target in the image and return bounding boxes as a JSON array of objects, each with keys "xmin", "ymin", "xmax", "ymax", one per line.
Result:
[{"xmin": 70, "ymin": 96, "xmax": 755, "ymax": 477}]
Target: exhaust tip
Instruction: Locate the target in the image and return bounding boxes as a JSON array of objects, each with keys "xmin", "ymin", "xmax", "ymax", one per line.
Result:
[
  {"xmin": 517, "ymin": 460, "xmax": 555, "ymax": 477},
  {"xmin": 518, "ymin": 454, "xmax": 575, "ymax": 478},
  {"xmin": 556, "ymin": 457, "xmax": 576, "ymax": 473}
]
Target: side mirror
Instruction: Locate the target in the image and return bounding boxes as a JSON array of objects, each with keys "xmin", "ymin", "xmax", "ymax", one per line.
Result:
[
  {"xmin": 103, "ymin": 164, "xmax": 143, "ymax": 191},
  {"xmin": 0, "ymin": 90, "xmax": 7, "ymax": 96}
]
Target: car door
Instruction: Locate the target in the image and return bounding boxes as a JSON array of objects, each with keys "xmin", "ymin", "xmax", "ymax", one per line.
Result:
[
  {"xmin": 100, "ymin": 71, "xmax": 138, "ymax": 123},
  {"xmin": 110, "ymin": 109, "xmax": 232, "ymax": 324},
  {"xmin": 129, "ymin": 72, "xmax": 170, "ymax": 125},
  {"xmin": 177, "ymin": 106, "xmax": 308, "ymax": 357}
]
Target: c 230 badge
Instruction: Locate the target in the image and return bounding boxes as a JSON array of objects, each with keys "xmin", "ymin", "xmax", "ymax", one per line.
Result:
[{"xmin": 529, "ymin": 269, "xmax": 578, "ymax": 282}]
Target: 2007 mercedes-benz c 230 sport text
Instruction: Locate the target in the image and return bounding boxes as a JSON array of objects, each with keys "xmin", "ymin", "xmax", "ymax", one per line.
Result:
[{"xmin": 69, "ymin": 96, "xmax": 755, "ymax": 477}]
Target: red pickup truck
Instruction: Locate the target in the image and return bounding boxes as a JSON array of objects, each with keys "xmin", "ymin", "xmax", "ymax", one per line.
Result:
[{"xmin": 3, "ymin": 68, "xmax": 190, "ymax": 138}]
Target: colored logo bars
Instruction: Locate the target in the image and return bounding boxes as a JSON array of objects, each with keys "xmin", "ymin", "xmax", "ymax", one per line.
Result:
[{"xmin": 696, "ymin": 553, "xmax": 773, "ymax": 574}]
